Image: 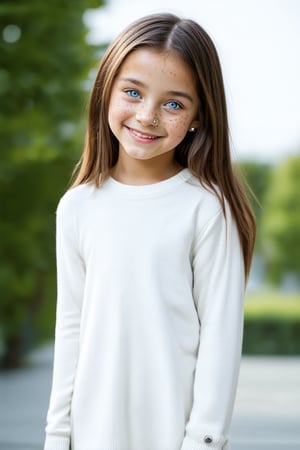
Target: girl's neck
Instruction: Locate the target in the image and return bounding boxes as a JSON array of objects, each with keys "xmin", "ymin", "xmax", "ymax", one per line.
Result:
[{"xmin": 110, "ymin": 153, "xmax": 183, "ymax": 186}]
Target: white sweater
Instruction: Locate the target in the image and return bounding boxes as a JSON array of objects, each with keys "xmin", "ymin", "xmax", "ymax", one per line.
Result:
[{"xmin": 44, "ymin": 169, "xmax": 245, "ymax": 450}]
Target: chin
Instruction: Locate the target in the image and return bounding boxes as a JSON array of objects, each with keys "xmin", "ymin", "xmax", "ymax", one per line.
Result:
[{"xmin": 126, "ymin": 151, "xmax": 154, "ymax": 160}]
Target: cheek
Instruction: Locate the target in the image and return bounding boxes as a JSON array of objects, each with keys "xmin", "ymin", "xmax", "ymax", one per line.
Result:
[
  {"xmin": 109, "ymin": 95, "xmax": 134, "ymax": 123},
  {"xmin": 120, "ymin": 104, "xmax": 132, "ymax": 118},
  {"xmin": 168, "ymin": 116, "xmax": 190, "ymax": 140}
]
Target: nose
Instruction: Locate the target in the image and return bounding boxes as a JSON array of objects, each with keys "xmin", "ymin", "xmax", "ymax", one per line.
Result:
[{"xmin": 136, "ymin": 102, "xmax": 157, "ymax": 126}]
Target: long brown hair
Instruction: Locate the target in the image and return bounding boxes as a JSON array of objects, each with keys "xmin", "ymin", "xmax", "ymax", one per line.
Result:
[{"xmin": 72, "ymin": 13, "xmax": 256, "ymax": 279}]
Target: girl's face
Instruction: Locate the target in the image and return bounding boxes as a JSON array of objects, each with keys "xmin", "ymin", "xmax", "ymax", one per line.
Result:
[{"xmin": 108, "ymin": 48, "xmax": 200, "ymax": 168}]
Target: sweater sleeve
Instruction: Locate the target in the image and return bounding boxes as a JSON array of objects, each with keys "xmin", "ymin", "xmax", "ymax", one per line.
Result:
[
  {"xmin": 44, "ymin": 193, "xmax": 85, "ymax": 450},
  {"xmin": 181, "ymin": 203, "xmax": 245, "ymax": 450}
]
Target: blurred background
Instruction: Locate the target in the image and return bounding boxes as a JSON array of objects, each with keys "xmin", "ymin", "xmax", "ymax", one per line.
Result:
[{"xmin": 0, "ymin": 1, "xmax": 299, "ymax": 449}]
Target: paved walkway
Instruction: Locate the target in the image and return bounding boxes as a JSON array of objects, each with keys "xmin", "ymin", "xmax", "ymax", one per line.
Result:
[
  {"xmin": 0, "ymin": 344, "xmax": 299, "ymax": 450},
  {"xmin": 231, "ymin": 356, "xmax": 300, "ymax": 449}
]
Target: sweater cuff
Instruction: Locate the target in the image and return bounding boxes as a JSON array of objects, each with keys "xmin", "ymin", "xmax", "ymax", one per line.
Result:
[
  {"xmin": 44, "ymin": 435, "xmax": 70, "ymax": 450},
  {"xmin": 181, "ymin": 435, "xmax": 229, "ymax": 450}
]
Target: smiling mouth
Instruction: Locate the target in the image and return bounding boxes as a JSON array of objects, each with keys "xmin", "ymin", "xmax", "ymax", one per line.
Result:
[{"xmin": 126, "ymin": 126, "xmax": 161, "ymax": 141}]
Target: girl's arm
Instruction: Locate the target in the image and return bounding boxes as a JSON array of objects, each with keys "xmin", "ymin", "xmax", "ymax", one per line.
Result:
[
  {"xmin": 181, "ymin": 202, "xmax": 245, "ymax": 450},
  {"xmin": 44, "ymin": 193, "xmax": 85, "ymax": 450}
]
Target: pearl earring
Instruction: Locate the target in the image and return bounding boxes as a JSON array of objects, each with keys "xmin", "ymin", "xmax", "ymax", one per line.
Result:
[{"xmin": 189, "ymin": 127, "xmax": 196, "ymax": 132}]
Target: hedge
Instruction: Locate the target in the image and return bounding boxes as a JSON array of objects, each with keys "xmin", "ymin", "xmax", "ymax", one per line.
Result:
[{"xmin": 242, "ymin": 291, "xmax": 300, "ymax": 355}]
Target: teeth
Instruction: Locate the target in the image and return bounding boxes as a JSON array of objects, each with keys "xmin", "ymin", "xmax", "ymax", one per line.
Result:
[{"xmin": 132, "ymin": 129, "xmax": 157, "ymax": 139}]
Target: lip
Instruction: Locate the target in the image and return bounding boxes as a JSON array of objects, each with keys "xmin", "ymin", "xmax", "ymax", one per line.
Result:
[{"xmin": 126, "ymin": 126, "xmax": 161, "ymax": 143}]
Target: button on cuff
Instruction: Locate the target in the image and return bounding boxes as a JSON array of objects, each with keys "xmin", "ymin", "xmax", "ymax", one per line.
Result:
[{"xmin": 180, "ymin": 434, "xmax": 228, "ymax": 449}]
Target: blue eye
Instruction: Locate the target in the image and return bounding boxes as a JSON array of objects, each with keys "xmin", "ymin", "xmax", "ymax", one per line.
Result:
[
  {"xmin": 126, "ymin": 89, "xmax": 140, "ymax": 98},
  {"xmin": 166, "ymin": 100, "xmax": 181, "ymax": 110}
]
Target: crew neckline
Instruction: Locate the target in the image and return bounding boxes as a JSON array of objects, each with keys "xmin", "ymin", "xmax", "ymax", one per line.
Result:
[{"xmin": 104, "ymin": 168, "xmax": 191, "ymax": 197}]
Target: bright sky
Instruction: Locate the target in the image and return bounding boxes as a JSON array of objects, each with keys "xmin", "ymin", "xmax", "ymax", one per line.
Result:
[{"xmin": 85, "ymin": 0, "xmax": 300, "ymax": 163}]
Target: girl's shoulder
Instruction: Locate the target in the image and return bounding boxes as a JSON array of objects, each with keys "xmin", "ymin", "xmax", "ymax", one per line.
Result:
[
  {"xmin": 56, "ymin": 183, "xmax": 94, "ymax": 216},
  {"xmin": 184, "ymin": 171, "xmax": 224, "ymax": 217}
]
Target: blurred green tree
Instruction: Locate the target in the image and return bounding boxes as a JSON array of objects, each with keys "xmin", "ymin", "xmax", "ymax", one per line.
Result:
[
  {"xmin": 261, "ymin": 154, "xmax": 300, "ymax": 285},
  {"xmin": 0, "ymin": 0, "xmax": 101, "ymax": 367}
]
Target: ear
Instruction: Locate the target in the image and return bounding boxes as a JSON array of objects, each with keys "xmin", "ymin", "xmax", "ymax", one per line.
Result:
[
  {"xmin": 188, "ymin": 119, "xmax": 200, "ymax": 133},
  {"xmin": 190, "ymin": 119, "xmax": 200, "ymax": 130}
]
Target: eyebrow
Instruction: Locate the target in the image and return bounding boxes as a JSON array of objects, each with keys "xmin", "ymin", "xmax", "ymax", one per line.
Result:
[{"xmin": 119, "ymin": 77, "xmax": 194, "ymax": 102}]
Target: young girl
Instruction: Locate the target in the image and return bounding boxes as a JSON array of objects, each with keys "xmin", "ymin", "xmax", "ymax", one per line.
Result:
[{"xmin": 44, "ymin": 13, "xmax": 255, "ymax": 450}]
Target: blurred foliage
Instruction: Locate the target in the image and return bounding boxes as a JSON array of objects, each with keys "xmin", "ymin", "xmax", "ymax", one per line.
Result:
[
  {"xmin": 0, "ymin": 0, "xmax": 102, "ymax": 367},
  {"xmin": 245, "ymin": 291, "xmax": 300, "ymax": 319},
  {"xmin": 243, "ymin": 318, "xmax": 300, "ymax": 355},
  {"xmin": 243, "ymin": 292, "xmax": 300, "ymax": 355},
  {"xmin": 239, "ymin": 157, "xmax": 300, "ymax": 286},
  {"xmin": 261, "ymin": 155, "xmax": 300, "ymax": 285}
]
